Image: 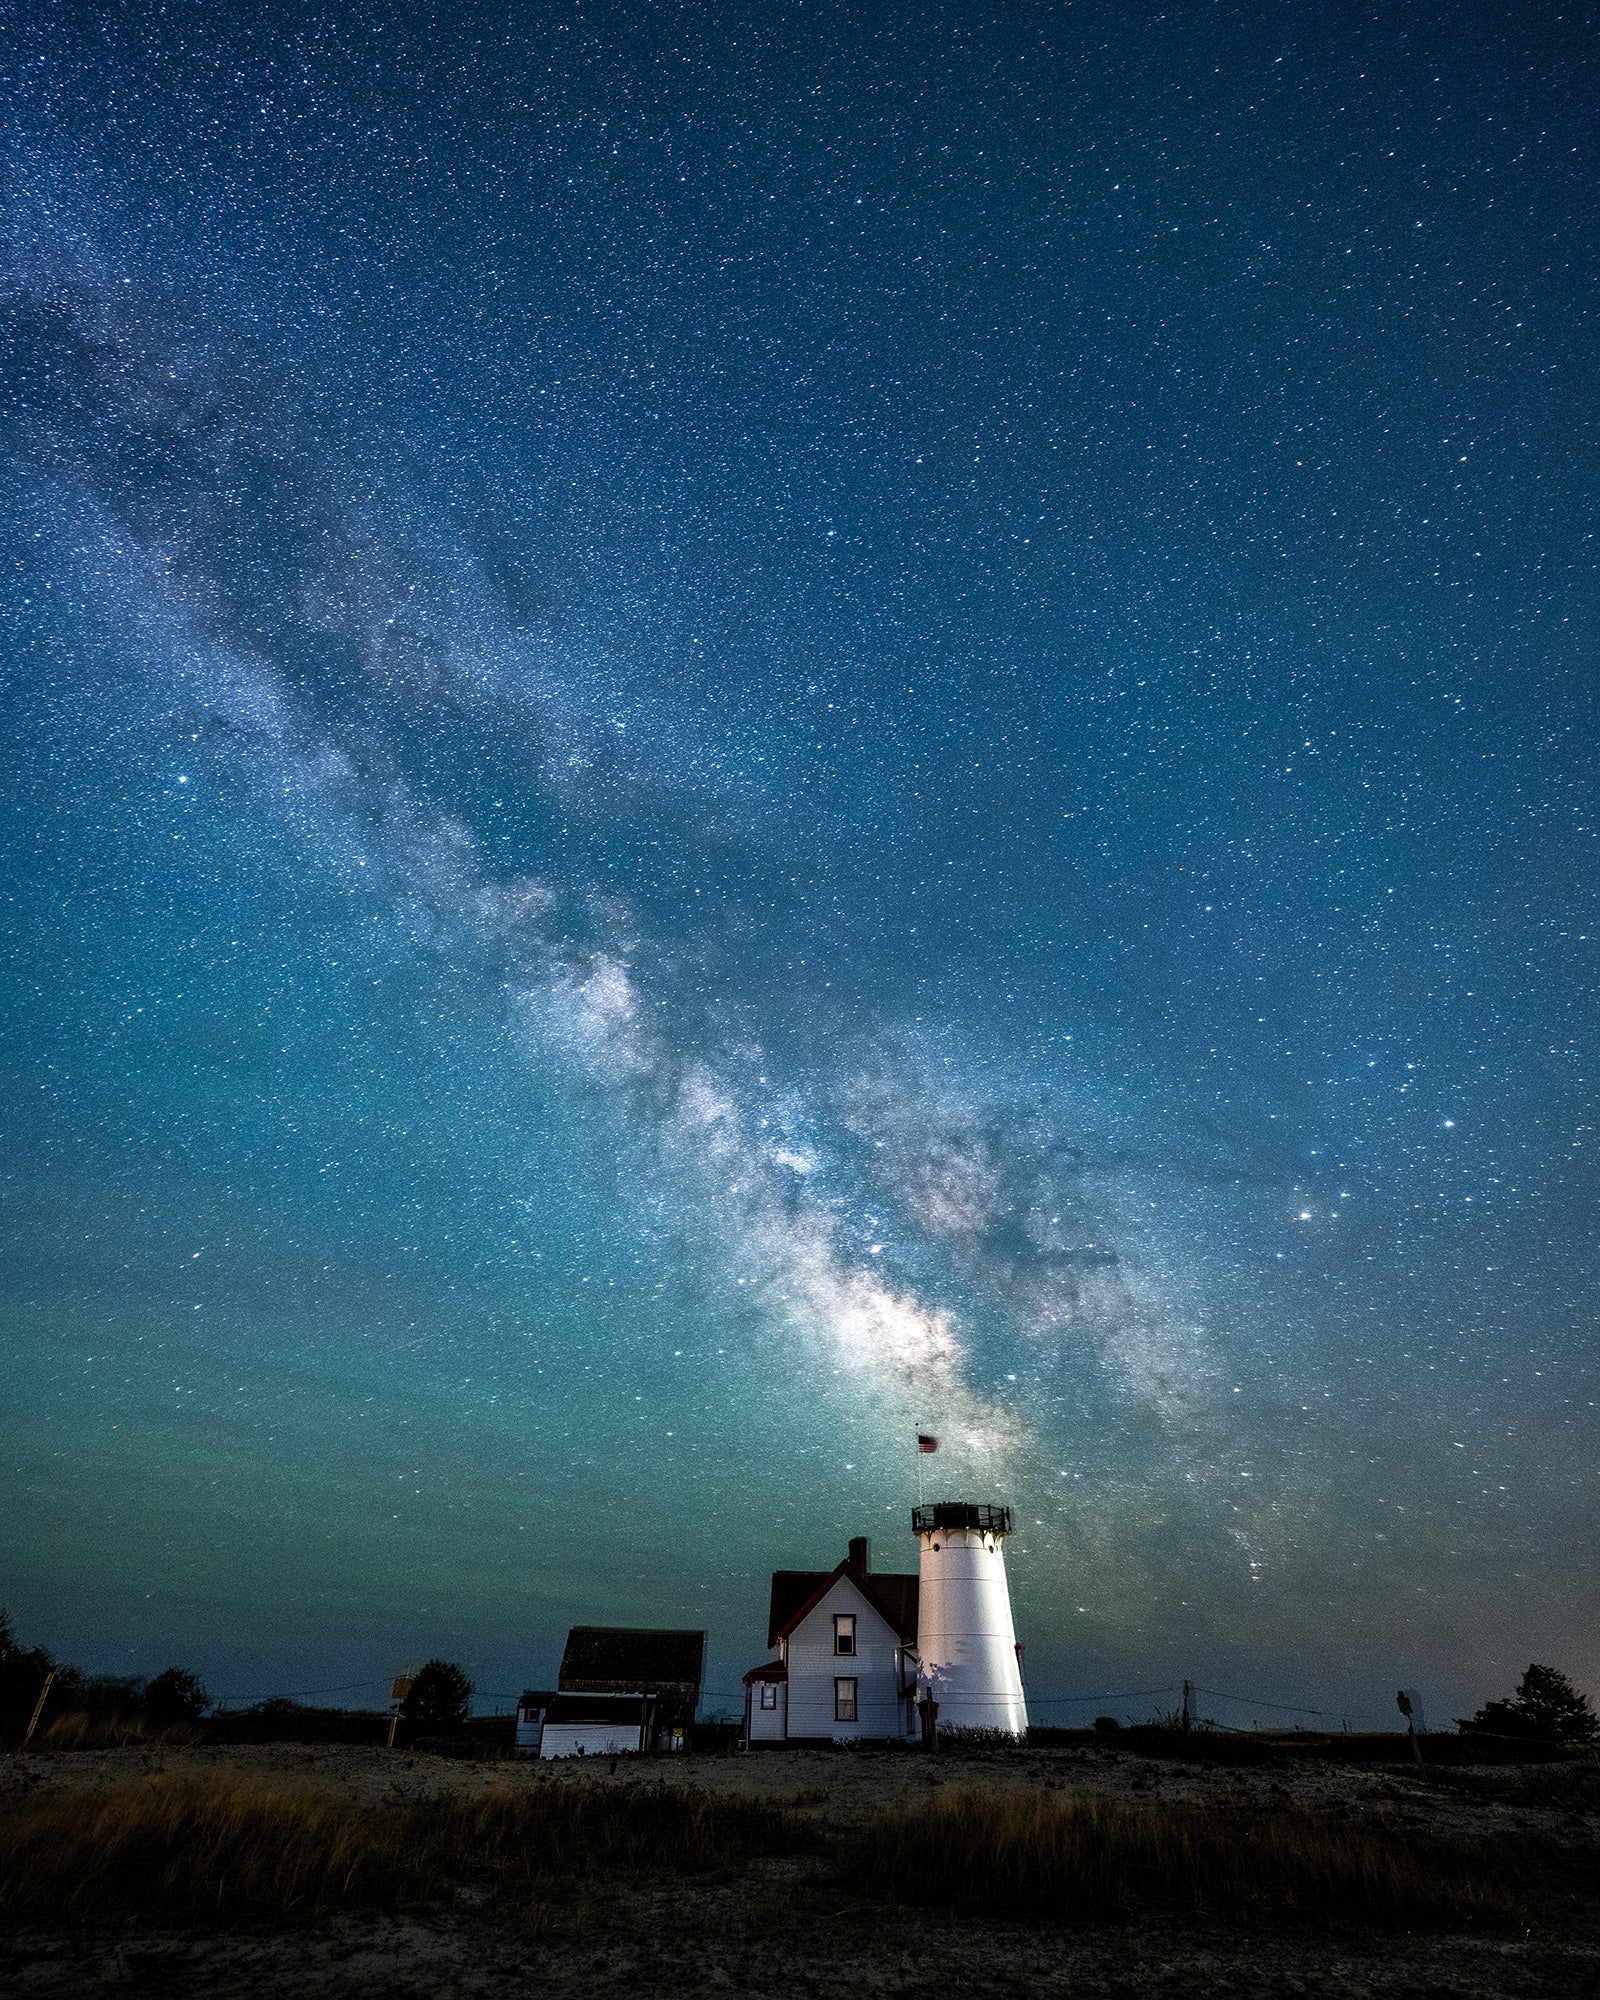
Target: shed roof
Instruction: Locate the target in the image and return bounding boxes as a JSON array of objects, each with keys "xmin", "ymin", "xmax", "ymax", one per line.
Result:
[
  {"xmin": 742, "ymin": 1660, "xmax": 789, "ymax": 1684},
  {"xmin": 768, "ymin": 1565, "xmax": 919, "ymax": 1647},
  {"xmin": 558, "ymin": 1626, "xmax": 706, "ymax": 1692}
]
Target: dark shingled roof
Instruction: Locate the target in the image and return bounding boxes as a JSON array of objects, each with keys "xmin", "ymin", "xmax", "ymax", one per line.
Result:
[
  {"xmin": 767, "ymin": 1565, "xmax": 919, "ymax": 1647},
  {"xmin": 558, "ymin": 1627, "xmax": 706, "ymax": 1694}
]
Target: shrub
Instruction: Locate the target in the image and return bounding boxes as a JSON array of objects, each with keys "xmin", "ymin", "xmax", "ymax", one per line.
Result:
[{"xmin": 144, "ymin": 1669, "xmax": 209, "ymax": 1727}]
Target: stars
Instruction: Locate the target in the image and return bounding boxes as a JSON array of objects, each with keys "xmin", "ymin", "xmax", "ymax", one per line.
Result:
[{"xmin": 0, "ymin": 0, "xmax": 1587, "ymax": 1711}]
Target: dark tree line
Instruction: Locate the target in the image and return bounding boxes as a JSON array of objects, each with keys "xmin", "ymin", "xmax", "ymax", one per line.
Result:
[
  {"xmin": 9, "ymin": 1606, "xmax": 1594, "ymax": 1752},
  {"xmin": 0, "ymin": 1609, "xmax": 208, "ymax": 1737},
  {"xmin": 1460, "ymin": 1664, "xmax": 1598, "ymax": 1743}
]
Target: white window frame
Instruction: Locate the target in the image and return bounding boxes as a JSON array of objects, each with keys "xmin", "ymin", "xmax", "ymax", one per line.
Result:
[{"xmin": 834, "ymin": 1676, "xmax": 858, "ymax": 1723}]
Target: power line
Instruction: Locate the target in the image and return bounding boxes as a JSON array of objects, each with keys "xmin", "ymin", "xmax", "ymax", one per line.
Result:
[
  {"xmin": 215, "ymin": 1680, "xmax": 380, "ymax": 1706},
  {"xmin": 1190, "ymin": 1685, "xmax": 1328, "ymax": 1717},
  {"xmin": 1026, "ymin": 1686, "xmax": 1181, "ymax": 1706}
]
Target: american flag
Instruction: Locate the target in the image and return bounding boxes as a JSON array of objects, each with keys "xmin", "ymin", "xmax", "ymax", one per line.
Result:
[{"xmin": 917, "ymin": 1433, "xmax": 939, "ymax": 1453}]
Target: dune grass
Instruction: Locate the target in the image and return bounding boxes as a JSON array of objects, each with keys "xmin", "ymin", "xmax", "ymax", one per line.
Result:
[
  {"xmin": 0, "ymin": 1774, "xmax": 803, "ymax": 1926},
  {"xmin": 0, "ymin": 1771, "xmax": 1549, "ymax": 1934},
  {"xmin": 846, "ymin": 1786, "xmax": 1520, "ymax": 1930},
  {"xmin": 35, "ymin": 1711, "xmax": 202, "ymax": 1752}
]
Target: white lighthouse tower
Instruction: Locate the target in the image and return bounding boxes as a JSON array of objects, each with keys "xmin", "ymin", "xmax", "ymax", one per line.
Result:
[{"xmin": 913, "ymin": 1502, "xmax": 1027, "ymax": 1736}]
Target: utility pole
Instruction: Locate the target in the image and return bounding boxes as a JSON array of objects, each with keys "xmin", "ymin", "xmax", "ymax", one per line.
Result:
[
  {"xmin": 1181, "ymin": 1679, "xmax": 1192, "ymax": 1734},
  {"xmin": 21, "ymin": 1670, "xmax": 56, "ymax": 1750}
]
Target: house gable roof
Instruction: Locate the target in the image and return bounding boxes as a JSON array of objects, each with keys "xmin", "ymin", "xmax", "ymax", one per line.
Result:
[{"xmin": 768, "ymin": 1563, "xmax": 919, "ymax": 1647}]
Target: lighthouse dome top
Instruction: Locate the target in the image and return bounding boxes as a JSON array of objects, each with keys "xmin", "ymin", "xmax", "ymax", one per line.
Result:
[{"xmin": 911, "ymin": 1501, "xmax": 1012, "ymax": 1537}]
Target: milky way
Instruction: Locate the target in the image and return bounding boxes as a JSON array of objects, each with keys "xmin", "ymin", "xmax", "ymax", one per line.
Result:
[{"xmin": 2, "ymin": 2, "xmax": 1595, "ymax": 1724}]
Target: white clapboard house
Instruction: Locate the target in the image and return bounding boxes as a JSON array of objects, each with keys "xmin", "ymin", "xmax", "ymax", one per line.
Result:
[{"xmin": 743, "ymin": 1536, "xmax": 922, "ymax": 1744}]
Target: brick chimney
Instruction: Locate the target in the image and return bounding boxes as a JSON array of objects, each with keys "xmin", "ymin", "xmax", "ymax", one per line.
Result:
[{"xmin": 847, "ymin": 1536, "xmax": 870, "ymax": 1576}]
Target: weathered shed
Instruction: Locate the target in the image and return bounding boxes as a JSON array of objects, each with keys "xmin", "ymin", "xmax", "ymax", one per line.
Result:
[{"xmin": 557, "ymin": 1626, "xmax": 705, "ymax": 1732}]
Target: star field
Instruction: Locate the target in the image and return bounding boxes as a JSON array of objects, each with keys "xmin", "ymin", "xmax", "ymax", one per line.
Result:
[{"xmin": 1, "ymin": 1, "xmax": 1595, "ymax": 1722}]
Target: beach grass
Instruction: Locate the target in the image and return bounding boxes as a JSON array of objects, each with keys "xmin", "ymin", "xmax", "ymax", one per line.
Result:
[
  {"xmin": 0, "ymin": 1773, "xmax": 803, "ymax": 1925},
  {"xmin": 845, "ymin": 1785, "xmax": 1522, "ymax": 1929}
]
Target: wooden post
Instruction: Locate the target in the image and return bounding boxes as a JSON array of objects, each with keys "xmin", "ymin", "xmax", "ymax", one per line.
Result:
[
  {"xmin": 1397, "ymin": 1689, "xmax": 1423, "ymax": 1767},
  {"xmin": 22, "ymin": 1670, "xmax": 56, "ymax": 1749},
  {"xmin": 388, "ymin": 1675, "xmax": 413, "ymax": 1750}
]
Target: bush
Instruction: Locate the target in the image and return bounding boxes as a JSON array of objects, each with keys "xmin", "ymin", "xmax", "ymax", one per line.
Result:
[
  {"xmin": 686, "ymin": 1719, "xmax": 742, "ymax": 1754},
  {"xmin": 207, "ymin": 1701, "xmax": 387, "ymax": 1747},
  {"xmin": 144, "ymin": 1669, "xmax": 210, "ymax": 1727}
]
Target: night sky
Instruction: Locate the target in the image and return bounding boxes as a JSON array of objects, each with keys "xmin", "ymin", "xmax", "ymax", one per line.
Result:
[{"xmin": 3, "ymin": 1, "xmax": 1596, "ymax": 1727}]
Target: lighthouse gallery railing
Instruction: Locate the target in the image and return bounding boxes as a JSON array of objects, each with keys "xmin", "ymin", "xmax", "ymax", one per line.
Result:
[{"xmin": 911, "ymin": 1503, "xmax": 1013, "ymax": 1536}]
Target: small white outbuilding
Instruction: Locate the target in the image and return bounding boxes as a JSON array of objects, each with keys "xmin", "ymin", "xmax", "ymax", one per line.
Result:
[{"xmin": 530, "ymin": 1691, "xmax": 656, "ymax": 1758}]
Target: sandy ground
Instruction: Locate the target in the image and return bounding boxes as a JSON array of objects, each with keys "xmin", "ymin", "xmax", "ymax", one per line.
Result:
[{"xmin": 2, "ymin": 1742, "xmax": 1596, "ymax": 1998}]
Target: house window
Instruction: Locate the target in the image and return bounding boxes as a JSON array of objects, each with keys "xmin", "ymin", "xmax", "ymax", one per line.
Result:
[
  {"xmin": 759, "ymin": 1683, "xmax": 778, "ymax": 1710},
  {"xmin": 834, "ymin": 1677, "xmax": 858, "ymax": 1723},
  {"xmin": 833, "ymin": 1613, "xmax": 856, "ymax": 1657}
]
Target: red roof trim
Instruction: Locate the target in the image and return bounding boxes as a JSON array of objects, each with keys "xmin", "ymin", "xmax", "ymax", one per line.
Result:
[
  {"xmin": 742, "ymin": 1661, "xmax": 788, "ymax": 1683},
  {"xmin": 771, "ymin": 1561, "xmax": 916, "ymax": 1645},
  {"xmin": 771, "ymin": 1559, "xmax": 853, "ymax": 1643}
]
